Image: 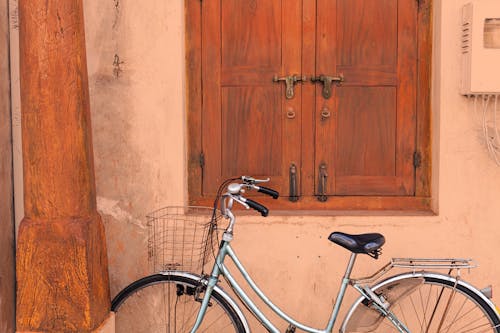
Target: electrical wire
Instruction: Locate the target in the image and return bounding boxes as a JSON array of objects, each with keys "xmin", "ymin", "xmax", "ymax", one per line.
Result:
[
  {"xmin": 493, "ymin": 95, "xmax": 500, "ymax": 149},
  {"xmin": 472, "ymin": 94, "xmax": 480, "ymax": 124},
  {"xmin": 480, "ymin": 94, "xmax": 500, "ymax": 166}
]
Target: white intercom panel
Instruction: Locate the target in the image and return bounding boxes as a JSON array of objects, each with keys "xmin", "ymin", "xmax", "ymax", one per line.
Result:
[{"xmin": 461, "ymin": 1, "xmax": 500, "ymax": 95}]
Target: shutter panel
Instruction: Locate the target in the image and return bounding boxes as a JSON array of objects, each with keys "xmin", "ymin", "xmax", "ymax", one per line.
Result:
[
  {"xmin": 316, "ymin": 0, "xmax": 418, "ymax": 196},
  {"xmin": 201, "ymin": 0, "xmax": 303, "ymax": 197}
]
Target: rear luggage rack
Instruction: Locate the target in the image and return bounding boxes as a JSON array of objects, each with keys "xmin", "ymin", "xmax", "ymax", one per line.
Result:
[
  {"xmin": 353, "ymin": 258, "xmax": 477, "ymax": 284},
  {"xmin": 391, "ymin": 258, "xmax": 477, "ymax": 270}
]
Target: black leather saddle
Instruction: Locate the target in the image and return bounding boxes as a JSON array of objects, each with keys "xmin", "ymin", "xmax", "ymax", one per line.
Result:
[{"xmin": 328, "ymin": 232, "xmax": 385, "ymax": 259}]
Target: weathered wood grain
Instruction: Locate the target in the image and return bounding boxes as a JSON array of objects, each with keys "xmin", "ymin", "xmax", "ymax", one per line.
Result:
[
  {"xmin": 16, "ymin": 0, "xmax": 111, "ymax": 331},
  {"xmin": 0, "ymin": 0, "xmax": 15, "ymax": 331}
]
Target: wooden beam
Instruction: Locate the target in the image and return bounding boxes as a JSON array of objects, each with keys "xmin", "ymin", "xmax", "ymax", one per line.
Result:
[
  {"xmin": 16, "ymin": 0, "xmax": 111, "ymax": 331},
  {"xmin": 0, "ymin": 0, "xmax": 15, "ymax": 331}
]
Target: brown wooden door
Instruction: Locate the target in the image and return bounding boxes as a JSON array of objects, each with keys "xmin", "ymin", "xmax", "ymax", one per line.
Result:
[
  {"xmin": 201, "ymin": 0, "xmax": 303, "ymax": 197},
  {"xmin": 315, "ymin": 0, "xmax": 418, "ymax": 196}
]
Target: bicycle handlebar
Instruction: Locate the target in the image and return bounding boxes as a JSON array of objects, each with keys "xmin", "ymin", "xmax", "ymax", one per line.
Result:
[
  {"xmin": 221, "ymin": 176, "xmax": 279, "ymax": 218},
  {"xmin": 241, "ymin": 198, "xmax": 269, "ymax": 217},
  {"xmin": 255, "ymin": 186, "xmax": 279, "ymax": 199}
]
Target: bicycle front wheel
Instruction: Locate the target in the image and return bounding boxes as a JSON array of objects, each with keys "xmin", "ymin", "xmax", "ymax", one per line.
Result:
[
  {"xmin": 112, "ymin": 273, "xmax": 246, "ymax": 333},
  {"xmin": 342, "ymin": 274, "xmax": 500, "ymax": 333}
]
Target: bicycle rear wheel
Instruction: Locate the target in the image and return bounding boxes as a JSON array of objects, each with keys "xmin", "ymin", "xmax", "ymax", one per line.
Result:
[
  {"xmin": 112, "ymin": 273, "xmax": 246, "ymax": 333},
  {"xmin": 342, "ymin": 274, "xmax": 500, "ymax": 333}
]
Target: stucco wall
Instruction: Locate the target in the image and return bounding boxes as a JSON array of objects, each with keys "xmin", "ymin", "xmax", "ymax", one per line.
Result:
[
  {"xmin": 5, "ymin": 0, "xmax": 499, "ymax": 331},
  {"xmin": 0, "ymin": 0, "xmax": 15, "ymax": 331},
  {"xmin": 83, "ymin": 0, "xmax": 187, "ymax": 292},
  {"xmin": 48, "ymin": 0, "xmax": 500, "ymax": 331}
]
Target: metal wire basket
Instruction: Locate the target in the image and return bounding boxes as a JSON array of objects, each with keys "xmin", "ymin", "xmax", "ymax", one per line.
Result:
[{"xmin": 147, "ymin": 206, "xmax": 221, "ymax": 273}]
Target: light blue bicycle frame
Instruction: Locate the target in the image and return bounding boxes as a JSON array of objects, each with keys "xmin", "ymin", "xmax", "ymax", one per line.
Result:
[
  {"xmin": 193, "ymin": 239, "xmax": 355, "ymax": 333},
  {"xmin": 181, "ymin": 186, "xmax": 491, "ymax": 333},
  {"xmin": 188, "ymin": 194, "xmax": 411, "ymax": 333},
  {"xmin": 190, "ymin": 236, "xmax": 409, "ymax": 333}
]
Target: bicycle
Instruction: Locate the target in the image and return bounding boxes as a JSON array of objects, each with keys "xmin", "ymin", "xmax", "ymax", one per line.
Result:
[{"xmin": 111, "ymin": 176, "xmax": 500, "ymax": 332}]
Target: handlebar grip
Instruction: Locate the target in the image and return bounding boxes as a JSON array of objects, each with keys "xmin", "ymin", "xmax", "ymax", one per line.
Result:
[
  {"xmin": 245, "ymin": 199, "xmax": 269, "ymax": 217},
  {"xmin": 257, "ymin": 186, "xmax": 279, "ymax": 199}
]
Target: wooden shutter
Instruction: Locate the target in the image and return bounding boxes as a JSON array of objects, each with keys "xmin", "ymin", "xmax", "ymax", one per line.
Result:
[
  {"xmin": 189, "ymin": 0, "xmax": 431, "ymax": 210},
  {"xmin": 315, "ymin": 0, "xmax": 418, "ymax": 196},
  {"xmin": 201, "ymin": 0, "xmax": 303, "ymax": 197}
]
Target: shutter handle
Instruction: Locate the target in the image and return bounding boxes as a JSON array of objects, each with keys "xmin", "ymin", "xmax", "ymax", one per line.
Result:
[
  {"xmin": 273, "ymin": 75, "xmax": 307, "ymax": 99},
  {"xmin": 289, "ymin": 163, "xmax": 299, "ymax": 202},
  {"xmin": 317, "ymin": 163, "xmax": 328, "ymax": 202},
  {"xmin": 311, "ymin": 74, "xmax": 344, "ymax": 99}
]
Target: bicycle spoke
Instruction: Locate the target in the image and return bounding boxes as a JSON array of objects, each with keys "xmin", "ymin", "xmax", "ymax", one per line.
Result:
[
  {"xmin": 455, "ymin": 322, "xmax": 499, "ymax": 333},
  {"xmin": 409, "ymin": 292, "xmax": 425, "ymax": 329},
  {"xmin": 425, "ymin": 284, "xmax": 447, "ymax": 332},
  {"xmin": 177, "ymin": 297, "xmax": 199, "ymax": 332},
  {"xmin": 417, "ymin": 286, "xmax": 429, "ymax": 332},
  {"xmin": 421, "ymin": 282, "xmax": 434, "ymax": 333},
  {"xmin": 199, "ymin": 311, "xmax": 234, "ymax": 332},
  {"xmin": 397, "ymin": 302, "xmax": 409, "ymax": 329},
  {"xmin": 442, "ymin": 296, "xmax": 470, "ymax": 333}
]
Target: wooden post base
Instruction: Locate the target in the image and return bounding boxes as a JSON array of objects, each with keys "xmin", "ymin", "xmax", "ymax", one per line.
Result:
[
  {"xmin": 91, "ymin": 312, "xmax": 115, "ymax": 333},
  {"xmin": 16, "ymin": 312, "xmax": 115, "ymax": 333},
  {"xmin": 16, "ymin": 215, "xmax": 111, "ymax": 332}
]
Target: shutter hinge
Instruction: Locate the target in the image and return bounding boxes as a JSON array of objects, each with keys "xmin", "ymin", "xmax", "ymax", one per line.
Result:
[
  {"xmin": 413, "ymin": 151, "xmax": 422, "ymax": 169},
  {"xmin": 199, "ymin": 152, "xmax": 205, "ymax": 169}
]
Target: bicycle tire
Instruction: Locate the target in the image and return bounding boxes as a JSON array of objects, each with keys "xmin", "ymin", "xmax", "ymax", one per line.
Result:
[
  {"xmin": 342, "ymin": 273, "xmax": 500, "ymax": 333},
  {"xmin": 112, "ymin": 273, "xmax": 246, "ymax": 333}
]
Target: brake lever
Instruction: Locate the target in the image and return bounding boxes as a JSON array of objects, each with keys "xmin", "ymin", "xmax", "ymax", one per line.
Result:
[{"xmin": 241, "ymin": 176, "xmax": 270, "ymax": 184}]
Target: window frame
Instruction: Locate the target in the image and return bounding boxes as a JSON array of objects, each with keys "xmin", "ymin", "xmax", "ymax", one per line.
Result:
[{"xmin": 185, "ymin": 0, "xmax": 433, "ymax": 213}]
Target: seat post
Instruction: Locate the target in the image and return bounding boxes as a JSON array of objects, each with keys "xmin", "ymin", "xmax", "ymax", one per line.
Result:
[
  {"xmin": 325, "ymin": 252, "xmax": 359, "ymax": 330},
  {"xmin": 343, "ymin": 252, "xmax": 358, "ymax": 280}
]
